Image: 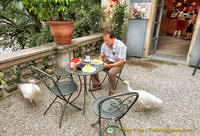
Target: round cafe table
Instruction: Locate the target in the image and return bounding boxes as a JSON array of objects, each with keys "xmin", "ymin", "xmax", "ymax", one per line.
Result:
[{"xmin": 66, "ymin": 62, "xmax": 104, "ymax": 115}]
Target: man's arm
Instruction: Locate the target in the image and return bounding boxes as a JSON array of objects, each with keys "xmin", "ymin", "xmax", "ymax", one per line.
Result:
[
  {"xmin": 98, "ymin": 55, "xmax": 124, "ymax": 68},
  {"xmin": 104, "ymin": 59, "xmax": 124, "ymax": 68}
]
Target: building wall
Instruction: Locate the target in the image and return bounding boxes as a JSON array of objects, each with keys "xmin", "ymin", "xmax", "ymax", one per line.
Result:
[{"xmin": 187, "ymin": 9, "xmax": 200, "ymax": 66}]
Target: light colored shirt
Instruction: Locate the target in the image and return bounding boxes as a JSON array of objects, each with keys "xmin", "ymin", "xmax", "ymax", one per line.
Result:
[
  {"xmin": 178, "ymin": 11, "xmax": 185, "ymax": 20},
  {"xmin": 100, "ymin": 39, "xmax": 127, "ymax": 62}
]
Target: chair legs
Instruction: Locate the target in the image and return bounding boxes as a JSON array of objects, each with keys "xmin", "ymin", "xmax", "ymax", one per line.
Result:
[
  {"xmin": 66, "ymin": 100, "xmax": 82, "ymax": 110},
  {"xmin": 100, "ymin": 72, "xmax": 123, "ymax": 90},
  {"xmin": 91, "ymin": 118, "xmax": 102, "ymax": 136},
  {"xmin": 43, "ymin": 96, "xmax": 58, "ymax": 115},
  {"xmin": 91, "ymin": 118, "xmax": 126, "ymax": 136},
  {"xmin": 44, "ymin": 94, "xmax": 81, "ymax": 128},
  {"xmin": 115, "ymin": 72, "xmax": 124, "ymax": 89},
  {"xmin": 59, "ymin": 94, "xmax": 73, "ymax": 128},
  {"xmin": 56, "ymin": 74, "xmax": 73, "ymax": 83},
  {"xmin": 118, "ymin": 119, "xmax": 126, "ymax": 136},
  {"xmin": 70, "ymin": 75, "xmax": 82, "ymax": 103},
  {"xmin": 100, "ymin": 73, "xmax": 108, "ymax": 86},
  {"xmin": 59, "ymin": 101, "xmax": 68, "ymax": 128},
  {"xmin": 99, "ymin": 118, "xmax": 102, "ymax": 136},
  {"xmin": 91, "ymin": 120, "xmax": 99, "ymax": 127},
  {"xmin": 90, "ymin": 70, "xmax": 124, "ymax": 99},
  {"xmin": 89, "ymin": 76, "xmax": 97, "ymax": 99},
  {"xmin": 56, "ymin": 76, "xmax": 61, "ymax": 83}
]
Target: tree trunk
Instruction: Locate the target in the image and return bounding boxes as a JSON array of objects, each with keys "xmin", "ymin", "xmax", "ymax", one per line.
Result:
[
  {"xmin": 28, "ymin": 11, "xmax": 42, "ymax": 31},
  {"xmin": 58, "ymin": 11, "xmax": 64, "ymax": 21}
]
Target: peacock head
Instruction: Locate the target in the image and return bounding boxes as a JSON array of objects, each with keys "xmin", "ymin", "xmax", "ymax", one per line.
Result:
[
  {"xmin": 28, "ymin": 79, "xmax": 36, "ymax": 84},
  {"xmin": 123, "ymin": 80, "xmax": 129, "ymax": 86}
]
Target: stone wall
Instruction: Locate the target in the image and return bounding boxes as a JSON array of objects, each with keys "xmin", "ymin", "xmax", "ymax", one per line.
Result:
[{"xmin": 0, "ymin": 33, "xmax": 103, "ymax": 99}]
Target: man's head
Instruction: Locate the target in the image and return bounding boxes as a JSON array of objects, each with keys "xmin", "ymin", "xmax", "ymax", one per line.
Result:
[{"xmin": 103, "ymin": 29, "xmax": 115, "ymax": 48}]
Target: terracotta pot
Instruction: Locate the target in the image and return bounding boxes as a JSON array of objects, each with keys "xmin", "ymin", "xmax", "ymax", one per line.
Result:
[{"xmin": 48, "ymin": 21, "xmax": 75, "ymax": 44}]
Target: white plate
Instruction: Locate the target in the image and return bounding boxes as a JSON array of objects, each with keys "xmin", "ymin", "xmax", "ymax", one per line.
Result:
[
  {"xmin": 84, "ymin": 59, "xmax": 91, "ymax": 63},
  {"xmin": 91, "ymin": 60, "xmax": 103, "ymax": 65},
  {"xmin": 82, "ymin": 66, "xmax": 96, "ymax": 73}
]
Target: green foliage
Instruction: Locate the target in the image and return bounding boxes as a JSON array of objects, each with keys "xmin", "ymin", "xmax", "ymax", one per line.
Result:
[
  {"xmin": 0, "ymin": 79, "xmax": 7, "ymax": 87},
  {"xmin": 0, "ymin": 72, "xmax": 4, "ymax": 79},
  {"xmin": 0, "ymin": 72, "xmax": 7, "ymax": 86},
  {"xmin": 71, "ymin": 2, "xmax": 103, "ymax": 38},
  {"xmin": 21, "ymin": 0, "xmax": 78, "ymax": 21},
  {"xmin": 27, "ymin": 62, "xmax": 36, "ymax": 78},
  {"xmin": 14, "ymin": 66, "xmax": 22, "ymax": 84},
  {"xmin": 26, "ymin": 23, "xmax": 53, "ymax": 48},
  {"xmin": 111, "ymin": 2, "xmax": 127, "ymax": 41},
  {"xmin": 0, "ymin": 0, "xmax": 102, "ymax": 51},
  {"xmin": 41, "ymin": 58, "xmax": 48, "ymax": 69},
  {"xmin": 0, "ymin": 1, "xmax": 31, "ymax": 50},
  {"xmin": 0, "ymin": 1, "xmax": 53, "ymax": 51}
]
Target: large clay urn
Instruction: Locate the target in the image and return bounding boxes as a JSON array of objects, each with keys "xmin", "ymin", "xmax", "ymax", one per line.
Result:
[{"xmin": 48, "ymin": 21, "xmax": 75, "ymax": 44}]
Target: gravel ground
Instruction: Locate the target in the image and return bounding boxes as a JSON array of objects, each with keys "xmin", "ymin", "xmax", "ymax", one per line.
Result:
[{"xmin": 0, "ymin": 57, "xmax": 200, "ymax": 136}]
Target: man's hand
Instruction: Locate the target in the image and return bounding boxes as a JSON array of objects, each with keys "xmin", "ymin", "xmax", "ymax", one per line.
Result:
[{"xmin": 104, "ymin": 63, "xmax": 110, "ymax": 68}]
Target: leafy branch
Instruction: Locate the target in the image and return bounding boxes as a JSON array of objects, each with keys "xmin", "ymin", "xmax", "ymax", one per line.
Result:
[
  {"xmin": 111, "ymin": 2, "xmax": 127, "ymax": 41},
  {"xmin": 14, "ymin": 66, "xmax": 23, "ymax": 84},
  {"xmin": 27, "ymin": 62, "xmax": 36, "ymax": 78},
  {"xmin": 0, "ymin": 72, "xmax": 7, "ymax": 87}
]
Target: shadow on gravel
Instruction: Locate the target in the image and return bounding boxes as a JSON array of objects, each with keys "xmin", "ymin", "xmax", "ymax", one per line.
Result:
[{"xmin": 127, "ymin": 57, "xmax": 177, "ymax": 69}]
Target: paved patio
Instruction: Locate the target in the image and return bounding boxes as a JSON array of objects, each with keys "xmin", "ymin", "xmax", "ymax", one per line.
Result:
[{"xmin": 0, "ymin": 57, "xmax": 199, "ymax": 136}]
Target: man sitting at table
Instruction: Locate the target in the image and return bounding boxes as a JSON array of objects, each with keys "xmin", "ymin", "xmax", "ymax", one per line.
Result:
[{"xmin": 91, "ymin": 29, "xmax": 127, "ymax": 96}]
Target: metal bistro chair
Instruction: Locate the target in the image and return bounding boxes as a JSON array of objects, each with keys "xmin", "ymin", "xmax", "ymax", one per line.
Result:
[
  {"xmin": 50, "ymin": 44, "xmax": 72, "ymax": 82},
  {"xmin": 32, "ymin": 67, "xmax": 81, "ymax": 128},
  {"xmin": 100, "ymin": 62, "xmax": 126, "ymax": 90},
  {"xmin": 91, "ymin": 92, "xmax": 139, "ymax": 136}
]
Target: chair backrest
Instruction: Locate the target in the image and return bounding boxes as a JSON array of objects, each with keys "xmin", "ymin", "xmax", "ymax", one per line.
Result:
[
  {"xmin": 32, "ymin": 66, "xmax": 65, "ymax": 98},
  {"xmin": 50, "ymin": 45, "xmax": 71, "ymax": 70},
  {"xmin": 98, "ymin": 92, "xmax": 139, "ymax": 120}
]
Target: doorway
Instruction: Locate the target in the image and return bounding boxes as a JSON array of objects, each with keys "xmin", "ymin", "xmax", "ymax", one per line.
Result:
[
  {"xmin": 148, "ymin": 0, "xmax": 199, "ymax": 63},
  {"xmin": 156, "ymin": 36, "xmax": 190, "ymax": 57}
]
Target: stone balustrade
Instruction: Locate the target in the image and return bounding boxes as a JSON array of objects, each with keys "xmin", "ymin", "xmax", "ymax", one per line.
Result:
[{"xmin": 0, "ymin": 33, "xmax": 103, "ymax": 99}]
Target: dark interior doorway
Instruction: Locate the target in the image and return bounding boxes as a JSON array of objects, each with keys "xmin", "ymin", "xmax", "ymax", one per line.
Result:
[{"xmin": 149, "ymin": 0, "xmax": 199, "ymax": 63}]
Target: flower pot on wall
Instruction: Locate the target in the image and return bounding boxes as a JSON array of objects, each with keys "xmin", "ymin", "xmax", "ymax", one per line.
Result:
[{"xmin": 48, "ymin": 21, "xmax": 75, "ymax": 44}]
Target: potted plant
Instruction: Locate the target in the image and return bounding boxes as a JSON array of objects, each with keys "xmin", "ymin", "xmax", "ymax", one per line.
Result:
[{"xmin": 21, "ymin": 0, "xmax": 78, "ymax": 44}]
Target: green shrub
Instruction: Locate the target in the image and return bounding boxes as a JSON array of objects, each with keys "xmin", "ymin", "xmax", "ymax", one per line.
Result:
[
  {"xmin": 111, "ymin": 2, "xmax": 127, "ymax": 41},
  {"xmin": 0, "ymin": 1, "xmax": 103, "ymax": 51},
  {"xmin": 70, "ymin": 2, "xmax": 103, "ymax": 38}
]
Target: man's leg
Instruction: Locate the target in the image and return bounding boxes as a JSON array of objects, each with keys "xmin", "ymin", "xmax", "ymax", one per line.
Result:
[
  {"xmin": 108, "ymin": 66, "xmax": 123, "ymax": 95},
  {"xmin": 91, "ymin": 73, "xmax": 101, "ymax": 91},
  {"xmin": 91, "ymin": 59, "xmax": 110, "ymax": 91}
]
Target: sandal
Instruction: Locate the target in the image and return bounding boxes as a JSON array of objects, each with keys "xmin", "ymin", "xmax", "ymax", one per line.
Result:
[{"xmin": 90, "ymin": 85, "xmax": 102, "ymax": 91}]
